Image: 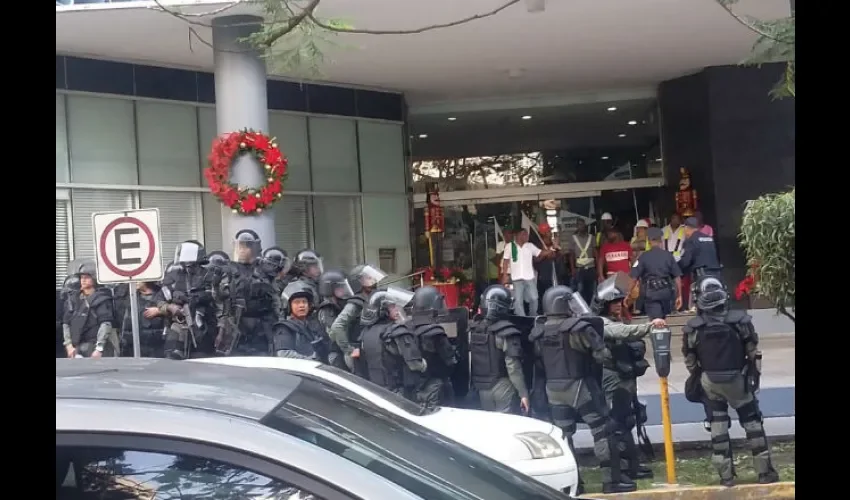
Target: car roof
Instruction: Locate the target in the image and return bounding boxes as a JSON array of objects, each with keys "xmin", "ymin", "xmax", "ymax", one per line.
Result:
[
  {"xmin": 56, "ymin": 358, "xmax": 302, "ymax": 420},
  {"xmin": 192, "ymin": 356, "xmax": 323, "ymax": 371}
]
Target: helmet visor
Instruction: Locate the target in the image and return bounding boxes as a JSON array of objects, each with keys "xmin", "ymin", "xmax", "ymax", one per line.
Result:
[
  {"xmin": 386, "ymin": 286, "xmax": 415, "ymax": 307},
  {"xmin": 332, "ymin": 280, "xmax": 354, "ymax": 300},
  {"xmin": 359, "ymin": 265, "xmax": 388, "ymax": 288},
  {"xmin": 568, "ymin": 292, "xmax": 592, "ymax": 316},
  {"xmin": 175, "ymin": 242, "xmax": 201, "ymax": 264}
]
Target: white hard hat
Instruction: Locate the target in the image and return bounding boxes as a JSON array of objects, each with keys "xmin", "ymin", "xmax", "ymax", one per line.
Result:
[
  {"xmin": 635, "ymin": 218, "xmax": 649, "ymax": 228},
  {"xmin": 601, "ymin": 212, "xmax": 613, "ymax": 221}
]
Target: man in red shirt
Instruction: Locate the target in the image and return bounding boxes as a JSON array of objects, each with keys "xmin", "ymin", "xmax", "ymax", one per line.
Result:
[{"xmin": 597, "ymin": 230, "xmax": 633, "ymax": 282}]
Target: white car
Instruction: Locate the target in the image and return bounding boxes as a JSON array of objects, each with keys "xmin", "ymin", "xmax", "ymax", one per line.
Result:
[{"xmin": 193, "ymin": 357, "xmax": 580, "ymax": 495}]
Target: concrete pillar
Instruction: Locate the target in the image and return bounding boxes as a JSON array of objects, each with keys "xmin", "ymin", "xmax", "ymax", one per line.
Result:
[{"xmin": 212, "ymin": 15, "xmax": 275, "ymax": 251}]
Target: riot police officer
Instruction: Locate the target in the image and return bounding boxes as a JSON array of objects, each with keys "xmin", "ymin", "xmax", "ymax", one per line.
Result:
[
  {"xmin": 290, "ymin": 249, "xmax": 323, "ymax": 307},
  {"xmin": 316, "ymin": 269, "xmax": 355, "ymax": 369},
  {"xmin": 214, "ymin": 229, "xmax": 279, "ymax": 356},
  {"xmin": 272, "ymin": 281, "xmax": 330, "ymax": 362},
  {"xmin": 679, "ymin": 217, "xmax": 723, "ymax": 288},
  {"xmin": 682, "ymin": 277, "xmax": 778, "ymax": 487},
  {"xmin": 470, "ymin": 285, "xmax": 530, "ymax": 414},
  {"xmin": 530, "ymin": 285, "xmax": 635, "ymax": 494},
  {"xmin": 261, "ymin": 246, "xmax": 292, "ymax": 298},
  {"xmin": 122, "ymin": 281, "xmax": 166, "ymax": 357},
  {"xmin": 62, "ymin": 260, "xmax": 117, "ymax": 358},
  {"xmin": 159, "ymin": 240, "xmax": 216, "ymax": 359},
  {"xmin": 630, "ymin": 227, "xmax": 683, "ymax": 319},
  {"xmin": 360, "ymin": 287, "xmax": 426, "ymax": 394},
  {"xmin": 330, "ymin": 264, "xmax": 387, "ymax": 373},
  {"xmin": 409, "ymin": 286, "xmax": 458, "ymax": 408},
  {"xmin": 594, "ymin": 275, "xmax": 667, "ymax": 482}
]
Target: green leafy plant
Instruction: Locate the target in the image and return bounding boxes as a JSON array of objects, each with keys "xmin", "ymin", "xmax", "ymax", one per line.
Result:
[
  {"xmin": 738, "ymin": 188, "xmax": 795, "ymax": 322},
  {"xmin": 716, "ymin": 0, "xmax": 795, "ymax": 98}
]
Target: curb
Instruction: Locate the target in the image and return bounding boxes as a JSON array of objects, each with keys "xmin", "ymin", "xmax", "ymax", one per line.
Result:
[
  {"xmin": 583, "ymin": 481, "xmax": 794, "ymax": 500},
  {"xmin": 574, "ymin": 435, "xmax": 795, "ymax": 456}
]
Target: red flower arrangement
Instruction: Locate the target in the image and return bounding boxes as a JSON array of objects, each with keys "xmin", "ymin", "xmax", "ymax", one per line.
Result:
[
  {"xmin": 418, "ymin": 266, "xmax": 475, "ymax": 310},
  {"xmin": 204, "ymin": 129, "xmax": 288, "ymax": 215},
  {"xmin": 735, "ymin": 263, "xmax": 759, "ymax": 300}
]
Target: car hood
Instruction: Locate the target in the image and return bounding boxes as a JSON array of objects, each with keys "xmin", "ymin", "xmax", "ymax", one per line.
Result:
[{"xmin": 414, "ymin": 407, "xmax": 558, "ymax": 461}]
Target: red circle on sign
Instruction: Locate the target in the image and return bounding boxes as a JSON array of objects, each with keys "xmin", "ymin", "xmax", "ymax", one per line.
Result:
[{"xmin": 98, "ymin": 216, "xmax": 157, "ymax": 278}]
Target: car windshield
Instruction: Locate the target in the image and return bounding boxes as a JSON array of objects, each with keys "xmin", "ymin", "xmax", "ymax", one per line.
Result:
[
  {"xmin": 316, "ymin": 364, "xmax": 439, "ymax": 416},
  {"xmin": 261, "ymin": 376, "xmax": 567, "ymax": 500}
]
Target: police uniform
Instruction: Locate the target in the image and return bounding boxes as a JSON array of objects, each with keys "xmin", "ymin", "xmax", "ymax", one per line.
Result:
[
  {"xmin": 273, "ymin": 281, "xmax": 330, "ymax": 362},
  {"xmin": 329, "ymin": 264, "xmax": 387, "ymax": 373},
  {"xmin": 530, "ymin": 285, "xmax": 635, "ymax": 494},
  {"xmin": 631, "ymin": 227, "xmax": 682, "ymax": 319},
  {"xmin": 409, "ymin": 286, "xmax": 458, "ymax": 408},
  {"xmin": 61, "ymin": 261, "xmax": 119, "ymax": 358},
  {"xmin": 316, "ymin": 269, "xmax": 355, "ymax": 369},
  {"xmin": 122, "ymin": 286, "xmax": 166, "ymax": 357},
  {"xmin": 678, "ymin": 218, "xmax": 722, "ymax": 281},
  {"xmin": 681, "ymin": 277, "xmax": 778, "ymax": 487}
]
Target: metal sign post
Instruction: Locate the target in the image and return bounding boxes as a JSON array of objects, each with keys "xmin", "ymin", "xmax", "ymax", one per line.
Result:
[{"xmin": 92, "ymin": 208, "xmax": 164, "ymax": 358}]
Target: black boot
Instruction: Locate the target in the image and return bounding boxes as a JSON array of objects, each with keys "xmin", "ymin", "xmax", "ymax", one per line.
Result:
[
  {"xmin": 602, "ymin": 480, "xmax": 637, "ymax": 494},
  {"xmin": 721, "ymin": 477, "xmax": 735, "ymax": 488},
  {"xmin": 634, "ymin": 465, "xmax": 654, "ymax": 479},
  {"xmin": 759, "ymin": 471, "xmax": 780, "ymax": 484}
]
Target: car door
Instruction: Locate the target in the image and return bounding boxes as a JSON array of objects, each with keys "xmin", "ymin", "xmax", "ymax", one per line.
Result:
[{"xmin": 56, "ymin": 432, "xmax": 360, "ymax": 500}]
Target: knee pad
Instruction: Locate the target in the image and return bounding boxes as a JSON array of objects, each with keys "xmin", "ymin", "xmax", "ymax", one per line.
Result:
[{"xmin": 737, "ymin": 400, "xmax": 763, "ymax": 424}]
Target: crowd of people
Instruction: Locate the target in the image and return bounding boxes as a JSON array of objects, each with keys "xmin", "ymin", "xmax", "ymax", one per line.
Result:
[
  {"xmin": 55, "ymin": 218, "xmax": 775, "ymax": 494},
  {"xmin": 496, "ymin": 210, "xmax": 720, "ymax": 319}
]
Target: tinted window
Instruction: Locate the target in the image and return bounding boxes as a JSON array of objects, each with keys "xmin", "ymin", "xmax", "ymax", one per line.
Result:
[
  {"xmin": 262, "ymin": 378, "xmax": 566, "ymax": 500},
  {"xmin": 56, "ymin": 446, "xmax": 323, "ymax": 499},
  {"xmin": 317, "ymin": 364, "xmax": 435, "ymax": 415}
]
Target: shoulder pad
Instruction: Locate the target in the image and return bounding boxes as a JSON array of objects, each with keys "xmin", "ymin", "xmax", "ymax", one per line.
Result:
[
  {"xmin": 275, "ymin": 320, "xmax": 301, "ymax": 336},
  {"xmin": 489, "ymin": 320, "xmax": 521, "ymax": 338},
  {"xmin": 685, "ymin": 317, "xmax": 706, "ymax": 332},
  {"xmin": 317, "ymin": 300, "xmax": 339, "ymax": 311},
  {"xmin": 89, "ymin": 289, "xmax": 113, "ymax": 308},
  {"xmin": 724, "ymin": 310, "xmax": 752, "ymax": 324},
  {"xmin": 415, "ymin": 323, "xmax": 447, "ymax": 338},
  {"xmin": 386, "ymin": 323, "xmax": 413, "ymax": 339},
  {"xmin": 561, "ymin": 316, "xmax": 602, "ymax": 333},
  {"xmin": 346, "ymin": 296, "xmax": 365, "ymax": 308}
]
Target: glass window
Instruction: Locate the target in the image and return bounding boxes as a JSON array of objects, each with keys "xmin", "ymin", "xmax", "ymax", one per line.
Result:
[
  {"xmin": 316, "ymin": 364, "xmax": 431, "ymax": 416},
  {"xmin": 71, "ymin": 189, "xmax": 134, "ymax": 261},
  {"xmin": 198, "ymin": 106, "xmax": 217, "ymax": 183},
  {"xmin": 136, "ymin": 101, "xmax": 201, "ymax": 187},
  {"xmin": 67, "ymin": 95, "xmax": 138, "ymax": 185},
  {"xmin": 56, "ymin": 199, "xmax": 71, "ymax": 288},
  {"xmin": 261, "ymin": 377, "xmax": 564, "ymax": 500},
  {"xmin": 312, "ymin": 196, "xmax": 363, "ymax": 271},
  {"xmin": 308, "ymin": 117, "xmax": 359, "ymax": 192},
  {"xmin": 202, "ymin": 192, "xmax": 224, "ymax": 250},
  {"xmin": 56, "ymin": 446, "xmax": 324, "ymax": 499},
  {"xmin": 358, "ymin": 121, "xmax": 407, "ymax": 194},
  {"xmin": 139, "ymin": 191, "xmax": 203, "ymax": 268},
  {"xmin": 56, "ymin": 94, "xmax": 69, "ymax": 183},
  {"xmin": 361, "ymin": 196, "xmax": 411, "ymax": 276},
  {"xmin": 269, "ymin": 113, "xmax": 311, "ymax": 191}
]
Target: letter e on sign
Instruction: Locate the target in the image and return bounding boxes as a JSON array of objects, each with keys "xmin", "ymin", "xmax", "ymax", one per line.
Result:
[{"xmin": 92, "ymin": 208, "xmax": 164, "ymax": 284}]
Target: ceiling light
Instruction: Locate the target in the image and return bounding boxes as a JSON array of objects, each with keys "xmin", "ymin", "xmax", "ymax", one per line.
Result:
[
  {"xmin": 525, "ymin": 0, "xmax": 546, "ymax": 13},
  {"xmin": 601, "ymin": 156, "xmax": 609, "ymax": 160},
  {"xmin": 522, "ymin": 115, "xmax": 532, "ymax": 120},
  {"xmin": 628, "ymin": 120, "xmax": 637, "ymax": 125},
  {"xmin": 618, "ymin": 133, "xmax": 626, "ymax": 138},
  {"xmin": 418, "ymin": 134, "xmax": 428, "ymax": 139},
  {"xmin": 655, "ymin": 157, "xmax": 662, "ymax": 162},
  {"xmin": 447, "ymin": 117, "xmax": 457, "ymax": 121},
  {"xmin": 607, "ymin": 106, "xmax": 617, "ymax": 112}
]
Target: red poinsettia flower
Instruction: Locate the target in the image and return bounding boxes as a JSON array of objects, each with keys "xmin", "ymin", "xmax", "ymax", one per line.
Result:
[
  {"xmin": 240, "ymin": 195, "xmax": 259, "ymax": 213},
  {"xmin": 250, "ymin": 134, "xmax": 271, "ymax": 152},
  {"xmin": 259, "ymin": 187, "xmax": 276, "ymax": 205},
  {"xmin": 264, "ymin": 148, "xmax": 282, "ymax": 168},
  {"xmin": 734, "ymin": 275, "xmax": 756, "ymax": 300},
  {"xmin": 419, "ymin": 267, "xmax": 435, "ymax": 282},
  {"xmin": 438, "ymin": 267, "xmax": 452, "ymax": 281},
  {"xmin": 220, "ymin": 187, "xmax": 240, "ymax": 207},
  {"xmin": 267, "ymin": 179, "xmax": 282, "ymax": 195}
]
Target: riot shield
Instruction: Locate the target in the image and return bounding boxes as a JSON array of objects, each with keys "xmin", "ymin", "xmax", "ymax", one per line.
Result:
[{"xmin": 435, "ymin": 307, "xmax": 470, "ymax": 401}]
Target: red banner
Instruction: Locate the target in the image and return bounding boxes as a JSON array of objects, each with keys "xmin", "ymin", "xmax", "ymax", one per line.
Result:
[{"xmin": 424, "ymin": 183, "xmax": 444, "ymax": 233}]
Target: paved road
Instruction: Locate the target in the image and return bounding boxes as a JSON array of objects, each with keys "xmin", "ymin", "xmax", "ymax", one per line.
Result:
[{"xmin": 638, "ymin": 386, "xmax": 795, "ymax": 425}]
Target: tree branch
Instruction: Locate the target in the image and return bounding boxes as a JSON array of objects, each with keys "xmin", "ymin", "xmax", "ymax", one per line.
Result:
[
  {"xmin": 308, "ymin": 0, "xmax": 521, "ymax": 35},
  {"xmin": 715, "ymin": 0, "xmax": 790, "ymax": 44}
]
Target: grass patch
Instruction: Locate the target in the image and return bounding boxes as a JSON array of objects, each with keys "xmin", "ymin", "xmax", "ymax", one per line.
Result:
[{"xmin": 578, "ymin": 440, "xmax": 795, "ymax": 493}]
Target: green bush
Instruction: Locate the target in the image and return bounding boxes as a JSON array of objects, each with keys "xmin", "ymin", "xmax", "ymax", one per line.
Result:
[{"xmin": 739, "ymin": 188, "xmax": 795, "ymax": 322}]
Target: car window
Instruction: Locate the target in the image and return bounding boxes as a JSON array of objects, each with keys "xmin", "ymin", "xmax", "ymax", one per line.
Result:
[
  {"xmin": 261, "ymin": 377, "xmax": 567, "ymax": 500},
  {"xmin": 316, "ymin": 364, "xmax": 435, "ymax": 415},
  {"xmin": 56, "ymin": 446, "xmax": 324, "ymax": 499}
]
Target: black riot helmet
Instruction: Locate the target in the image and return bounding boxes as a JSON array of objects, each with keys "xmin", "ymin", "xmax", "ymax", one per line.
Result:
[
  {"xmin": 694, "ymin": 276, "xmax": 728, "ymax": 311},
  {"xmin": 592, "ymin": 273, "xmax": 629, "ymax": 315},
  {"xmin": 233, "ymin": 229, "xmax": 262, "ymax": 263},
  {"xmin": 174, "ymin": 240, "xmax": 206, "ymax": 266},
  {"xmin": 348, "ymin": 264, "xmax": 388, "ymax": 294},
  {"xmin": 73, "ymin": 259, "xmax": 98, "ymax": 285},
  {"xmin": 260, "ymin": 246, "xmax": 291, "ymax": 276},
  {"xmin": 282, "ymin": 280, "xmax": 315, "ymax": 309},
  {"xmin": 62, "ymin": 274, "xmax": 80, "ymax": 296},
  {"xmin": 318, "ymin": 269, "xmax": 354, "ymax": 300},
  {"xmin": 206, "ymin": 251, "xmax": 230, "ymax": 269},
  {"xmin": 293, "ymin": 249, "xmax": 323, "ymax": 279},
  {"xmin": 411, "ymin": 285, "xmax": 449, "ymax": 316},
  {"xmin": 480, "ymin": 285, "xmax": 513, "ymax": 321},
  {"xmin": 361, "ymin": 286, "xmax": 415, "ymax": 326},
  {"xmin": 542, "ymin": 285, "xmax": 591, "ymax": 317}
]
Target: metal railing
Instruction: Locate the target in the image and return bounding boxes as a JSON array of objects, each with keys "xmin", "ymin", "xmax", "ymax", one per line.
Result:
[{"xmin": 382, "ymin": 270, "xmax": 426, "ymax": 289}]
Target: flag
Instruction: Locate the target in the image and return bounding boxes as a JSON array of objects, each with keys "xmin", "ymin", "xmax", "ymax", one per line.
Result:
[
  {"xmin": 492, "ymin": 217, "xmax": 505, "ymax": 253},
  {"xmin": 588, "ymin": 197, "xmax": 596, "ymax": 220},
  {"xmin": 648, "ymin": 200, "xmax": 659, "ymax": 226}
]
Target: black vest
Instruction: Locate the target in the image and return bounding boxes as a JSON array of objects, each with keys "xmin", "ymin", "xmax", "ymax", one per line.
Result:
[
  {"xmin": 67, "ymin": 289, "xmax": 112, "ymax": 345},
  {"xmin": 691, "ymin": 314, "xmax": 746, "ymax": 376},
  {"xmin": 536, "ymin": 317, "xmax": 595, "ymax": 381},
  {"xmin": 413, "ymin": 322, "xmax": 453, "ymax": 378},
  {"xmin": 469, "ymin": 320, "xmax": 513, "ymax": 389},
  {"xmin": 361, "ymin": 322, "xmax": 393, "ymax": 387}
]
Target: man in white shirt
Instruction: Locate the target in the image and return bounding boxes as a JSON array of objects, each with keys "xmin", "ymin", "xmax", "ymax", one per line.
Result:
[{"xmin": 501, "ymin": 229, "xmax": 556, "ymax": 316}]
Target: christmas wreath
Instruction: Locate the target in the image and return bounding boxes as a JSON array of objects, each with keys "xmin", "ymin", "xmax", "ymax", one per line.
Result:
[
  {"xmin": 418, "ymin": 266, "xmax": 476, "ymax": 310},
  {"xmin": 204, "ymin": 129, "xmax": 288, "ymax": 215}
]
